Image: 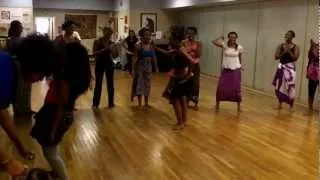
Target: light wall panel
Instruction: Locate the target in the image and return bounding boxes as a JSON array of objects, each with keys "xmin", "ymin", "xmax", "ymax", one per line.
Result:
[
  {"xmin": 223, "ymin": 3, "xmax": 259, "ymax": 87},
  {"xmin": 198, "ymin": 7, "xmax": 224, "ymax": 76}
]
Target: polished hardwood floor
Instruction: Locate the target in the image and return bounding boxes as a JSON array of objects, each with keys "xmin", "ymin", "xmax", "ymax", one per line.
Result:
[{"xmin": 0, "ymin": 71, "xmax": 318, "ymax": 180}]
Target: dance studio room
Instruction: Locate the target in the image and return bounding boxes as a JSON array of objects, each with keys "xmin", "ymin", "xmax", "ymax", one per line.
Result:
[{"xmin": 0, "ymin": 0, "xmax": 318, "ymax": 179}]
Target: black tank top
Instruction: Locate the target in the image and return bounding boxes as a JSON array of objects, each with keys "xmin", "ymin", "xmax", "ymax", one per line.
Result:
[{"xmin": 280, "ymin": 44, "xmax": 296, "ymax": 64}]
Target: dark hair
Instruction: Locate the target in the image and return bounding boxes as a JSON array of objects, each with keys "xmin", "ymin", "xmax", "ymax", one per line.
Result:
[
  {"xmin": 187, "ymin": 26, "xmax": 198, "ymax": 34},
  {"xmin": 287, "ymin": 30, "xmax": 295, "ymax": 38},
  {"xmin": 63, "ymin": 42, "xmax": 91, "ymax": 103},
  {"xmin": 228, "ymin": 31, "xmax": 238, "ymax": 38},
  {"xmin": 8, "ymin": 20, "xmax": 22, "ymax": 38},
  {"xmin": 103, "ymin": 27, "xmax": 113, "ymax": 34},
  {"xmin": 227, "ymin": 31, "xmax": 239, "ymax": 50},
  {"xmin": 26, "ymin": 168, "xmax": 50, "ymax": 180},
  {"xmin": 62, "ymin": 20, "xmax": 75, "ymax": 30},
  {"xmin": 169, "ymin": 25, "xmax": 185, "ymax": 49},
  {"xmin": 15, "ymin": 33, "xmax": 58, "ymax": 78},
  {"xmin": 138, "ymin": 28, "xmax": 150, "ymax": 37}
]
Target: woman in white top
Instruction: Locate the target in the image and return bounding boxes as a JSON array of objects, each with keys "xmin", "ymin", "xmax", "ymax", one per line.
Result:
[{"xmin": 212, "ymin": 32, "xmax": 243, "ymax": 113}]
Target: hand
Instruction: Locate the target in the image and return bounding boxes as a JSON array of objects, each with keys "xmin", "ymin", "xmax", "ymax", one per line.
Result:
[
  {"xmin": 18, "ymin": 149, "xmax": 35, "ymax": 161},
  {"xmin": 2, "ymin": 159, "xmax": 28, "ymax": 177}
]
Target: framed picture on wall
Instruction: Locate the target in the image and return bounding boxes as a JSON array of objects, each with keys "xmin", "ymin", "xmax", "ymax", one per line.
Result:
[
  {"xmin": 65, "ymin": 14, "xmax": 97, "ymax": 39},
  {"xmin": 1, "ymin": 11, "xmax": 10, "ymax": 20},
  {"xmin": 140, "ymin": 13, "xmax": 157, "ymax": 33}
]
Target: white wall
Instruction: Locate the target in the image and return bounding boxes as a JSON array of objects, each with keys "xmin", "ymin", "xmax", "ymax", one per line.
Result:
[
  {"xmin": 33, "ymin": 0, "xmax": 114, "ymax": 11},
  {"xmin": 0, "ymin": 0, "xmax": 32, "ymax": 8},
  {"xmin": 178, "ymin": 0, "xmax": 318, "ymax": 105}
]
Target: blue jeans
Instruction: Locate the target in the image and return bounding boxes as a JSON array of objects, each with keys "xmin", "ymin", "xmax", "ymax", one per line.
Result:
[{"xmin": 42, "ymin": 145, "xmax": 68, "ymax": 180}]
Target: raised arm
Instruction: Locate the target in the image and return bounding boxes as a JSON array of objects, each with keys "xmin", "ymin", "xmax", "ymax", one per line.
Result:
[
  {"xmin": 212, "ymin": 36, "xmax": 224, "ymax": 48},
  {"xmin": 275, "ymin": 44, "xmax": 284, "ymax": 60},
  {"xmin": 289, "ymin": 45, "xmax": 300, "ymax": 61},
  {"xmin": 155, "ymin": 46, "xmax": 176, "ymax": 55}
]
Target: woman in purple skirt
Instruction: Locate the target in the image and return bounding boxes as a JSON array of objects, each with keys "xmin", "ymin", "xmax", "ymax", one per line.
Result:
[
  {"xmin": 306, "ymin": 39, "xmax": 318, "ymax": 113},
  {"xmin": 212, "ymin": 32, "xmax": 243, "ymax": 112}
]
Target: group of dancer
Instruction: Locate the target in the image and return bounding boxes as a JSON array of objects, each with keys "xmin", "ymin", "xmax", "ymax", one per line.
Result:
[{"xmin": 0, "ymin": 18, "xmax": 318, "ymax": 179}]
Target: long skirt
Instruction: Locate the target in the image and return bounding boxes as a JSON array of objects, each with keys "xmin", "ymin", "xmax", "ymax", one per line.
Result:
[
  {"xmin": 13, "ymin": 75, "xmax": 31, "ymax": 113},
  {"xmin": 272, "ymin": 63, "xmax": 296, "ymax": 106},
  {"xmin": 216, "ymin": 68, "xmax": 242, "ymax": 102},
  {"xmin": 187, "ymin": 63, "xmax": 200, "ymax": 103},
  {"xmin": 163, "ymin": 76, "xmax": 191, "ymax": 103},
  {"xmin": 131, "ymin": 60, "xmax": 152, "ymax": 101}
]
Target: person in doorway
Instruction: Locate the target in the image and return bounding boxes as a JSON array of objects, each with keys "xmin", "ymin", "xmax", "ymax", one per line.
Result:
[
  {"xmin": 131, "ymin": 28, "xmax": 157, "ymax": 107},
  {"xmin": 92, "ymin": 27, "xmax": 119, "ymax": 108},
  {"xmin": 273, "ymin": 30, "xmax": 300, "ymax": 111},
  {"xmin": 212, "ymin": 32, "xmax": 243, "ymax": 113},
  {"xmin": 182, "ymin": 27, "xmax": 201, "ymax": 110},
  {"xmin": 122, "ymin": 30, "xmax": 138, "ymax": 74},
  {"xmin": 6, "ymin": 20, "xmax": 34, "ymax": 116},
  {"xmin": 55, "ymin": 20, "xmax": 80, "ymax": 46},
  {"xmin": 306, "ymin": 39, "xmax": 319, "ymax": 113}
]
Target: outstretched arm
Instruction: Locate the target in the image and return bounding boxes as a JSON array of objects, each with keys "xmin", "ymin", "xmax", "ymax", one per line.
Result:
[
  {"xmin": 212, "ymin": 36, "xmax": 224, "ymax": 48},
  {"xmin": 0, "ymin": 109, "xmax": 30, "ymax": 158}
]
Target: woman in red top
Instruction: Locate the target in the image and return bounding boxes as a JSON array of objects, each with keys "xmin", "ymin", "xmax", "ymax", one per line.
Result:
[
  {"xmin": 30, "ymin": 42, "xmax": 91, "ymax": 180},
  {"xmin": 182, "ymin": 27, "xmax": 201, "ymax": 110}
]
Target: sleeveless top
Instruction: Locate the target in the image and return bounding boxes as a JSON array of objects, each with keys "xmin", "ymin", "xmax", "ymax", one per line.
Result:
[
  {"xmin": 307, "ymin": 44, "xmax": 319, "ymax": 81},
  {"xmin": 94, "ymin": 38, "xmax": 114, "ymax": 64},
  {"xmin": 125, "ymin": 37, "xmax": 138, "ymax": 52},
  {"xmin": 280, "ymin": 44, "xmax": 296, "ymax": 64}
]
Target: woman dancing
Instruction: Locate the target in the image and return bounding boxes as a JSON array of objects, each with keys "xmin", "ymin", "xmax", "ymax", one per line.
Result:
[
  {"xmin": 29, "ymin": 37, "xmax": 91, "ymax": 180},
  {"xmin": 182, "ymin": 27, "xmax": 201, "ymax": 110},
  {"xmin": 273, "ymin": 30, "xmax": 300, "ymax": 110},
  {"xmin": 157, "ymin": 25, "xmax": 194, "ymax": 130},
  {"xmin": 121, "ymin": 30, "xmax": 138, "ymax": 74},
  {"xmin": 306, "ymin": 39, "xmax": 319, "ymax": 112},
  {"xmin": 131, "ymin": 28, "xmax": 157, "ymax": 107},
  {"xmin": 212, "ymin": 32, "xmax": 243, "ymax": 112}
]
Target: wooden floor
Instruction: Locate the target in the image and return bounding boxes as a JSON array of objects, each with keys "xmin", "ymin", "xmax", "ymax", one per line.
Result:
[{"xmin": 0, "ymin": 71, "xmax": 318, "ymax": 180}]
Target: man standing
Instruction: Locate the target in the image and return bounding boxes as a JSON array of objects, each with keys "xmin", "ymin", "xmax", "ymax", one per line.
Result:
[{"xmin": 92, "ymin": 27, "xmax": 119, "ymax": 108}]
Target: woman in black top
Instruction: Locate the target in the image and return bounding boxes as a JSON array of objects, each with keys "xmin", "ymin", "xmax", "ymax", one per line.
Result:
[
  {"xmin": 156, "ymin": 25, "xmax": 194, "ymax": 130},
  {"xmin": 273, "ymin": 30, "xmax": 300, "ymax": 110},
  {"xmin": 121, "ymin": 30, "xmax": 138, "ymax": 74}
]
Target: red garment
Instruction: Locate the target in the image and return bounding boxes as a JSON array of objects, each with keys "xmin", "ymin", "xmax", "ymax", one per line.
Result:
[{"xmin": 45, "ymin": 80, "xmax": 67, "ymax": 104}]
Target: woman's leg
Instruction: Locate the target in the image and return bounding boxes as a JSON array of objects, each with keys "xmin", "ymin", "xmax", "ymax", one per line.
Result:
[
  {"xmin": 172, "ymin": 99, "xmax": 183, "ymax": 130},
  {"xmin": 42, "ymin": 145, "xmax": 68, "ymax": 180},
  {"xmin": 137, "ymin": 96, "xmax": 142, "ymax": 107},
  {"xmin": 180, "ymin": 97, "xmax": 188, "ymax": 126},
  {"xmin": 237, "ymin": 102, "xmax": 241, "ymax": 113},
  {"xmin": 308, "ymin": 79, "xmax": 318, "ymax": 111},
  {"xmin": 144, "ymin": 96, "xmax": 150, "ymax": 107}
]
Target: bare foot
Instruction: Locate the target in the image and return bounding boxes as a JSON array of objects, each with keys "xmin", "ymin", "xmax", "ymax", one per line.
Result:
[
  {"xmin": 277, "ymin": 104, "xmax": 282, "ymax": 110},
  {"xmin": 172, "ymin": 124, "xmax": 184, "ymax": 130},
  {"xmin": 193, "ymin": 105, "xmax": 199, "ymax": 111},
  {"xmin": 144, "ymin": 104, "xmax": 152, "ymax": 108}
]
